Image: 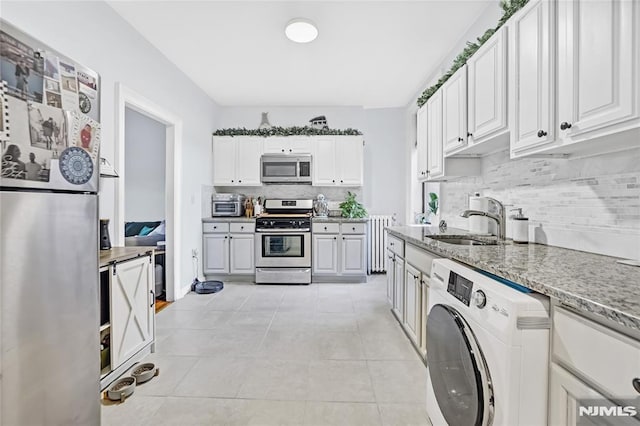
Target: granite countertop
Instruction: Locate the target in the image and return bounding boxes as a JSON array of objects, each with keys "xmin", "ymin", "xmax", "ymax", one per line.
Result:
[
  {"xmin": 100, "ymin": 246, "xmax": 155, "ymax": 267},
  {"xmin": 203, "ymin": 217, "xmax": 255, "ymax": 223},
  {"xmin": 312, "ymin": 217, "xmax": 369, "ymax": 223},
  {"xmin": 387, "ymin": 225, "xmax": 640, "ymax": 331}
]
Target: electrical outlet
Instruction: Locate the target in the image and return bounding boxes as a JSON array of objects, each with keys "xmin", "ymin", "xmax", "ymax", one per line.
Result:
[{"xmin": 191, "ymin": 248, "xmax": 198, "ymax": 258}]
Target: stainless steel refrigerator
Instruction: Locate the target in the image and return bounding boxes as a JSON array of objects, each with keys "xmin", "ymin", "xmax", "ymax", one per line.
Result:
[{"xmin": 0, "ymin": 20, "xmax": 101, "ymax": 425}]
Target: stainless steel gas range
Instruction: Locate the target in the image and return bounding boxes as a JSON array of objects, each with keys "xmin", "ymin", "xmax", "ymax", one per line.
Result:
[{"xmin": 255, "ymin": 199, "xmax": 313, "ymax": 284}]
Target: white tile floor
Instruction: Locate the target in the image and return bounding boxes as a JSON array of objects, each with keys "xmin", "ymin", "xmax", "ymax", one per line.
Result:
[{"xmin": 101, "ymin": 274, "xmax": 429, "ymax": 426}]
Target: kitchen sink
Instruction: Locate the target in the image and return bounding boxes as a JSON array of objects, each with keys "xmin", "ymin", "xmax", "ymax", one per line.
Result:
[{"xmin": 428, "ymin": 235, "xmax": 498, "ymax": 246}]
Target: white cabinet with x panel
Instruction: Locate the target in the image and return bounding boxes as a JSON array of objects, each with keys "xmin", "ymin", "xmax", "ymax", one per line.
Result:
[{"xmin": 99, "ymin": 248, "xmax": 156, "ymax": 390}]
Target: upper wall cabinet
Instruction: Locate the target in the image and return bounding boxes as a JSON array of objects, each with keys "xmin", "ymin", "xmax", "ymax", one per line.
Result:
[
  {"xmin": 313, "ymin": 136, "xmax": 364, "ymax": 186},
  {"xmin": 556, "ymin": 0, "xmax": 639, "ymax": 144},
  {"xmin": 263, "ymin": 137, "xmax": 311, "ymax": 154},
  {"xmin": 212, "ymin": 136, "xmax": 263, "ymax": 186},
  {"xmin": 416, "ymin": 104, "xmax": 429, "ymax": 180},
  {"xmin": 509, "ymin": 0, "xmax": 556, "ymax": 158},
  {"xmin": 426, "ymin": 91, "xmax": 444, "ymax": 180},
  {"xmin": 467, "ymin": 27, "xmax": 509, "ymax": 149},
  {"xmin": 442, "ymin": 66, "xmax": 468, "ymax": 155}
]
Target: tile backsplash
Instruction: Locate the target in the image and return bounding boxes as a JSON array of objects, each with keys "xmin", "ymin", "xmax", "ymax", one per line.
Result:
[{"xmin": 439, "ymin": 147, "xmax": 640, "ymax": 259}]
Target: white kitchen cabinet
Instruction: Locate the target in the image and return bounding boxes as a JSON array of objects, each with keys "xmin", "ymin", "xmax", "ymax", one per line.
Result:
[
  {"xmin": 110, "ymin": 255, "xmax": 154, "ymax": 368},
  {"xmin": 557, "ymin": 0, "xmax": 639, "ymax": 143},
  {"xmin": 263, "ymin": 136, "xmax": 311, "ymax": 154},
  {"xmin": 203, "ymin": 221, "xmax": 254, "ymax": 277},
  {"xmin": 416, "ymin": 104, "xmax": 429, "ymax": 180},
  {"xmin": 404, "ymin": 263, "xmax": 421, "ymax": 346},
  {"xmin": 312, "ymin": 136, "xmax": 364, "ymax": 186},
  {"xmin": 393, "ymin": 256, "xmax": 405, "ymax": 320},
  {"xmin": 509, "ymin": 0, "xmax": 555, "ymax": 157},
  {"xmin": 212, "ymin": 136, "xmax": 263, "ymax": 186},
  {"xmin": 467, "ymin": 27, "xmax": 509, "ymax": 149},
  {"xmin": 229, "ymin": 233, "xmax": 254, "ymax": 274},
  {"xmin": 426, "ymin": 90, "xmax": 444, "ymax": 180},
  {"xmin": 442, "ymin": 66, "xmax": 468, "ymax": 155},
  {"xmin": 386, "ymin": 250, "xmax": 394, "ymax": 305},
  {"xmin": 203, "ymin": 233, "xmax": 229, "ymax": 274},
  {"xmin": 313, "ymin": 234, "xmax": 339, "ymax": 275},
  {"xmin": 340, "ymin": 234, "xmax": 366, "ymax": 275}
]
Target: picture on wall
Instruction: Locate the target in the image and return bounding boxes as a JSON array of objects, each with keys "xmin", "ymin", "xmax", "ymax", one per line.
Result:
[{"xmin": 0, "ymin": 30, "xmax": 44, "ymax": 103}]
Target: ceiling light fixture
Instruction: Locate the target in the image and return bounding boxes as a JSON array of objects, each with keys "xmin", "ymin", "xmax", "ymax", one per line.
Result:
[{"xmin": 285, "ymin": 18, "xmax": 318, "ymax": 43}]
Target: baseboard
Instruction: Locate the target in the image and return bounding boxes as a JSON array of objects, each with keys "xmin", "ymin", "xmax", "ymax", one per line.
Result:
[{"xmin": 312, "ymin": 275, "xmax": 368, "ymax": 283}]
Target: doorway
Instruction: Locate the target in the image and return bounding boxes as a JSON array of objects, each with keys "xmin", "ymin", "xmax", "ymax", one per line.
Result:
[{"xmin": 114, "ymin": 83, "xmax": 183, "ymax": 302}]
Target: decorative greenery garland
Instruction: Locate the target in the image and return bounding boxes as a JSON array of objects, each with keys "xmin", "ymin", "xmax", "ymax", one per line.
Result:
[
  {"xmin": 416, "ymin": 0, "xmax": 529, "ymax": 107},
  {"xmin": 213, "ymin": 126, "xmax": 362, "ymax": 137}
]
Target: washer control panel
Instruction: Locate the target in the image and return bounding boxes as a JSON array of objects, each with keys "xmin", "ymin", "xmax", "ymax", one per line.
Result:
[{"xmin": 447, "ymin": 271, "xmax": 474, "ymax": 306}]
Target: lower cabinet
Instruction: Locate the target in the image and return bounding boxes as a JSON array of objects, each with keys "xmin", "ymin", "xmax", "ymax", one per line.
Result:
[
  {"xmin": 312, "ymin": 222, "xmax": 367, "ymax": 281},
  {"xmin": 100, "ymin": 251, "xmax": 155, "ymax": 390},
  {"xmin": 404, "ymin": 263, "xmax": 421, "ymax": 347},
  {"xmin": 386, "ymin": 250, "xmax": 394, "ymax": 305},
  {"xmin": 392, "ymin": 256, "xmax": 405, "ymax": 319},
  {"xmin": 203, "ymin": 221, "xmax": 255, "ymax": 277}
]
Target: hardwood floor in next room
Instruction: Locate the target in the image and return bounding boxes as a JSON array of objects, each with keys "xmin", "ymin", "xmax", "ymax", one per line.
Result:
[{"xmin": 101, "ymin": 274, "xmax": 429, "ymax": 426}]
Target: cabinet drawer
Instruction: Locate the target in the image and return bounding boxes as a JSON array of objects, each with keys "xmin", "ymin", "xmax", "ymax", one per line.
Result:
[
  {"xmin": 203, "ymin": 222, "xmax": 230, "ymax": 233},
  {"xmin": 313, "ymin": 223, "xmax": 340, "ymax": 234},
  {"xmin": 387, "ymin": 235, "xmax": 404, "ymax": 257},
  {"xmin": 341, "ymin": 223, "xmax": 366, "ymax": 234},
  {"xmin": 553, "ymin": 306, "xmax": 640, "ymax": 398},
  {"xmin": 405, "ymin": 243, "xmax": 440, "ymax": 276},
  {"xmin": 230, "ymin": 222, "xmax": 255, "ymax": 233}
]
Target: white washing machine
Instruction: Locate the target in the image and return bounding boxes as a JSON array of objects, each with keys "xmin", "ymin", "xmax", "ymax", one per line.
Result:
[{"xmin": 426, "ymin": 259, "xmax": 550, "ymax": 426}]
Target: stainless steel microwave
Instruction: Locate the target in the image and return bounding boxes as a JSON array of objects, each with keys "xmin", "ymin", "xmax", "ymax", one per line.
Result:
[{"xmin": 260, "ymin": 154, "xmax": 312, "ymax": 184}]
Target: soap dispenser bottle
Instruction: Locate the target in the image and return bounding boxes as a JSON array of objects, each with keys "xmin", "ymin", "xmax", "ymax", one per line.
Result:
[{"xmin": 510, "ymin": 208, "xmax": 529, "ymax": 243}]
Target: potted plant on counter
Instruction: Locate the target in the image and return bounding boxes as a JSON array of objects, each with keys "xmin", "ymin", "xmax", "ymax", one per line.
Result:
[{"xmin": 340, "ymin": 192, "xmax": 368, "ymax": 218}]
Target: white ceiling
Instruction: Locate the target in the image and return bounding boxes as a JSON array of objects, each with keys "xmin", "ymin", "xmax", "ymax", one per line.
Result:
[{"xmin": 109, "ymin": 1, "xmax": 494, "ymax": 108}]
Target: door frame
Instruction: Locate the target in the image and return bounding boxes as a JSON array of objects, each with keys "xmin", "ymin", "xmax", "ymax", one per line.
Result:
[{"xmin": 114, "ymin": 82, "xmax": 183, "ymax": 301}]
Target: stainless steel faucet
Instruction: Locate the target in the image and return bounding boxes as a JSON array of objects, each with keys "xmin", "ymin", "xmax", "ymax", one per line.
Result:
[{"xmin": 461, "ymin": 197, "xmax": 506, "ymax": 240}]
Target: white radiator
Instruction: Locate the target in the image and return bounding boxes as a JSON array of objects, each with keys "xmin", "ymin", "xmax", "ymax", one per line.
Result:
[{"xmin": 368, "ymin": 215, "xmax": 394, "ymax": 273}]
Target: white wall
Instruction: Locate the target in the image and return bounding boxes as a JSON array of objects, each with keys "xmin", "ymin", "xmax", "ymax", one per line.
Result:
[
  {"xmin": 124, "ymin": 107, "xmax": 166, "ymax": 222},
  {"xmin": 3, "ymin": 1, "xmax": 221, "ymax": 295}
]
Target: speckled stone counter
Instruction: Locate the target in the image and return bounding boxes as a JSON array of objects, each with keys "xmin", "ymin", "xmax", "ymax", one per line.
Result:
[
  {"xmin": 312, "ymin": 217, "xmax": 369, "ymax": 223},
  {"xmin": 202, "ymin": 217, "xmax": 255, "ymax": 223},
  {"xmin": 387, "ymin": 225, "xmax": 640, "ymax": 331}
]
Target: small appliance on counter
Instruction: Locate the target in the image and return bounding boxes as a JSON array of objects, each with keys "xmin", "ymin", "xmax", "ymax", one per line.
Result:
[
  {"xmin": 510, "ymin": 208, "xmax": 529, "ymax": 243},
  {"xmin": 211, "ymin": 193, "xmax": 246, "ymax": 217}
]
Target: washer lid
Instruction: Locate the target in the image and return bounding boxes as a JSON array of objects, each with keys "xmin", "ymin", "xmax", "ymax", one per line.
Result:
[{"xmin": 427, "ymin": 304, "xmax": 494, "ymax": 426}]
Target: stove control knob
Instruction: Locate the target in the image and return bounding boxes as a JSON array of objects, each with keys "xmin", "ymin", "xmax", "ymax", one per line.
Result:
[
  {"xmin": 298, "ymin": 220, "xmax": 305, "ymax": 227},
  {"xmin": 269, "ymin": 221, "xmax": 275, "ymax": 227},
  {"xmin": 473, "ymin": 290, "xmax": 487, "ymax": 309}
]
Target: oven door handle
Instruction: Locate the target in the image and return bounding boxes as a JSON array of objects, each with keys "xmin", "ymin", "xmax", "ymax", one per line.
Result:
[{"xmin": 255, "ymin": 228, "xmax": 311, "ymax": 233}]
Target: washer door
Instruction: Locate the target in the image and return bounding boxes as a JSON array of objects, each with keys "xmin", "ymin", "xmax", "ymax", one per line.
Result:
[{"xmin": 427, "ymin": 304, "xmax": 494, "ymax": 426}]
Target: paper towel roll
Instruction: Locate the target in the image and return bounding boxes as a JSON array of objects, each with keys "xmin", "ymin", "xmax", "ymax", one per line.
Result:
[{"xmin": 468, "ymin": 196, "xmax": 490, "ymax": 234}]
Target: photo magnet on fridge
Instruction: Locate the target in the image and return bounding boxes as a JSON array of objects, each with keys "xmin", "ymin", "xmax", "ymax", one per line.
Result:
[{"xmin": 0, "ymin": 30, "xmax": 44, "ymax": 103}]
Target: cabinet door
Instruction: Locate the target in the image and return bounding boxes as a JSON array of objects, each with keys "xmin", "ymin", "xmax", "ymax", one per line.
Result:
[
  {"xmin": 313, "ymin": 234, "xmax": 338, "ymax": 274},
  {"xmin": 203, "ymin": 234, "xmax": 229, "ymax": 274},
  {"xmin": 212, "ymin": 137, "xmax": 237, "ymax": 185},
  {"xmin": 558, "ymin": 0, "xmax": 638, "ymax": 138},
  {"xmin": 110, "ymin": 256, "xmax": 153, "ymax": 368},
  {"xmin": 549, "ymin": 363, "xmax": 638, "ymax": 426},
  {"xmin": 263, "ymin": 137, "xmax": 289, "ymax": 154},
  {"xmin": 416, "ymin": 104, "xmax": 429, "ymax": 180},
  {"xmin": 336, "ymin": 136, "xmax": 363, "ymax": 186},
  {"xmin": 509, "ymin": 0, "xmax": 555, "ymax": 156},
  {"xmin": 427, "ymin": 91, "xmax": 444, "ymax": 179},
  {"xmin": 340, "ymin": 234, "xmax": 366, "ymax": 275},
  {"xmin": 235, "ymin": 137, "xmax": 262, "ymax": 186},
  {"xmin": 468, "ymin": 28, "xmax": 508, "ymax": 143},
  {"xmin": 229, "ymin": 234, "xmax": 254, "ymax": 274},
  {"xmin": 442, "ymin": 66, "xmax": 468, "ymax": 155},
  {"xmin": 419, "ymin": 278, "xmax": 428, "ymax": 358},
  {"xmin": 312, "ymin": 136, "xmax": 337, "ymax": 186},
  {"xmin": 386, "ymin": 251, "xmax": 394, "ymax": 305},
  {"xmin": 289, "ymin": 137, "xmax": 312, "ymax": 154},
  {"xmin": 404, "ymin": 264, "xmax": 420, "ymax": 346},
  {"xmin": 393, "ymin": 256, "xmax": 405, "ymax": 320}
]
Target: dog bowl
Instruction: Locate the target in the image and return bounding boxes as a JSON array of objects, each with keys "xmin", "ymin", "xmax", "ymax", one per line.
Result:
[
  {"xmin": 106, "ymin": 376, "xmax": 135, "ymax": 402},
  {"xmin": 131, "ymin": 362, "xmax": 159, "ymax": 384}
]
